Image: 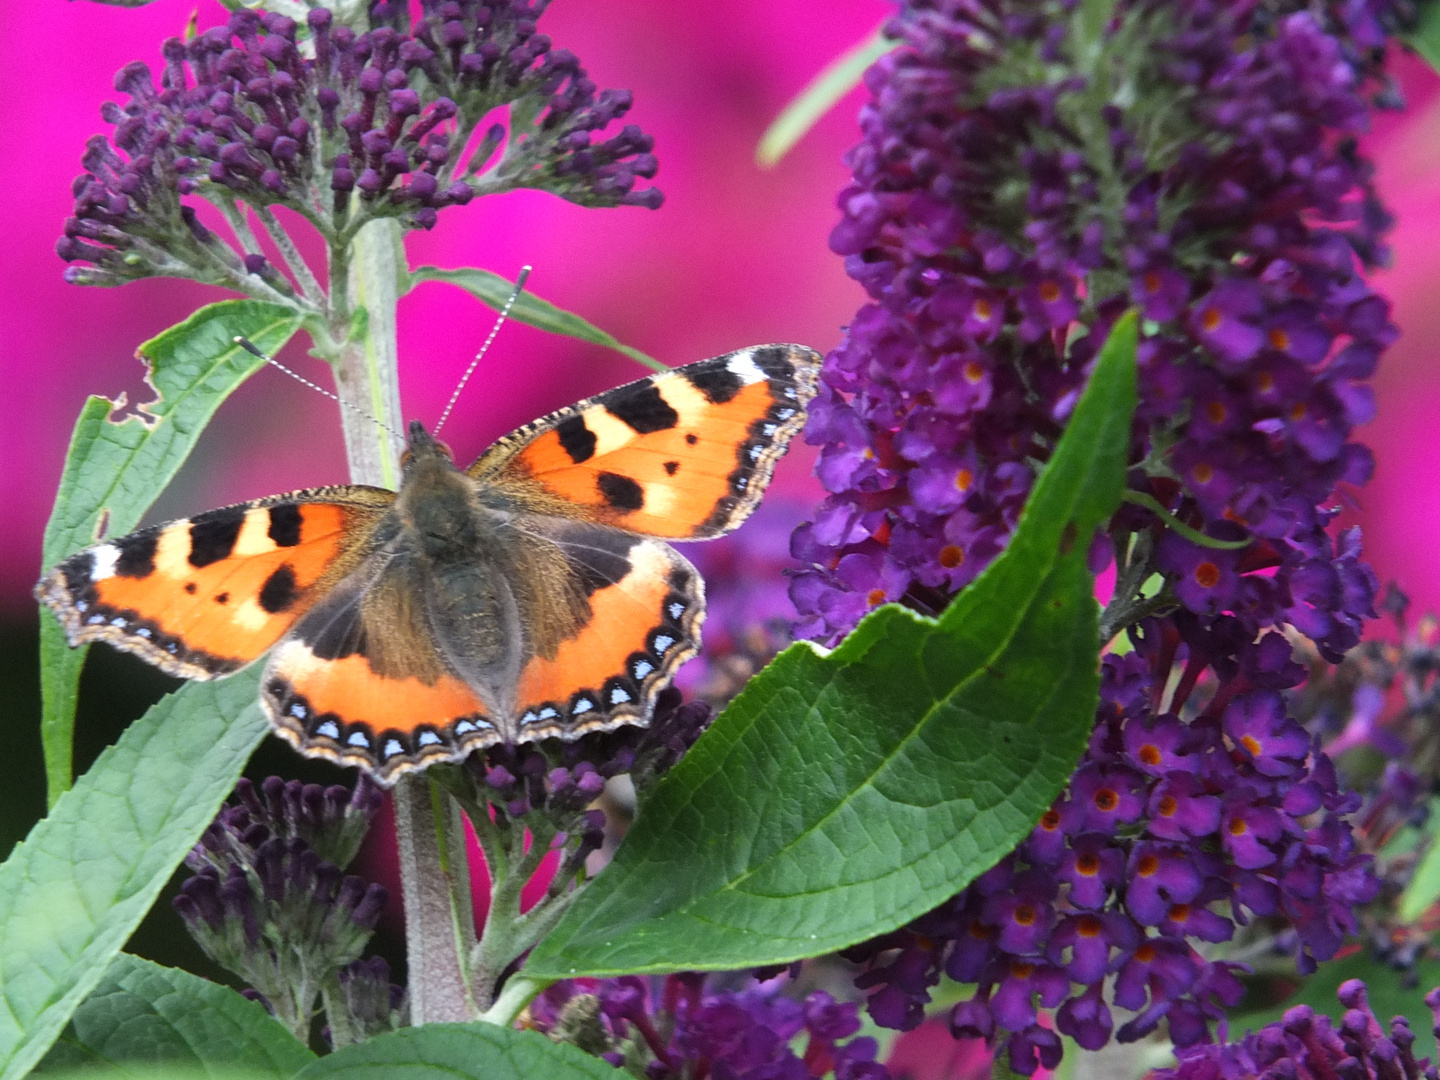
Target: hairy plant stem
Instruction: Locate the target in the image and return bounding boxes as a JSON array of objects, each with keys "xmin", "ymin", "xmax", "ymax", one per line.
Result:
[{"xmin": 325, "ymin": 216, "xmax": 478, "ymax": 1024}]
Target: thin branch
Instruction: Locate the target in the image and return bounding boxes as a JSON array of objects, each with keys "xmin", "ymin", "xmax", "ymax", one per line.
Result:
[{"xmin": 254, "ymin": 206, "xmax": 327, "ymax": 306}]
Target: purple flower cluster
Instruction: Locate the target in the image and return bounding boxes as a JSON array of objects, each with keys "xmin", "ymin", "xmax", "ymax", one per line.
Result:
[
  {"xmin": 530, "ymin": 976, "xmax": 888, "ymax": 1079},
  {"xmin": 793, "ymin": 0, "xmax": 1407, "ymax": 1070},
  {"xmin": 1156, "ymin": 979, "xmax": 1440, "ymax": 1080},
  {"xmin": 60, "ymin": 1, "xmax": 659, "ymax": 286},
  {"xmin": 791, "ymin": 0, "xmax": 1394, "ymax": 648},
  {"xmin": 845, "ymin": 619, "xmax": 1379, "ymax": 1071},
  {"xmin": 173, "ymin": 776, "xmax": 388, "ymax": 1037}
]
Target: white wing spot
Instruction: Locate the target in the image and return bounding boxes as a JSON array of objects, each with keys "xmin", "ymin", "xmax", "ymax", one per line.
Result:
[
  {"xmin": 76, "ymin": 601, "xmax": 89, "ymax": 613},
  {"xmin": 763, "ymin": 424, "xmax": 778, "ymax": 436},
  {"xmin": 748, "ymin": 444, "xmax": 763, "ymax": 460},
  {"xmin": 110, "ymin": 617, "xmax": 127, "ymax": 628},
  {"xmin": 136, "ymin": 627, "xmax": 152, "ymax": 638},
  {"xmin": 726, "ymin": 350, "xmax": 767, "ymax": 385},
  {"xmin": 778, "ymin": 408, "xmax": 796, "ymax": 420},
  {"xmin": 610, "ymin": 687, "xmax": 632, "ymax": 705},
  {"xmin": 317, "ymin": 720, "xmax": 340, "ymax": 738},
  {"xmin": 573, "ymin": 698, "xmax": 594, "ymax": 715},
  {"xmin": 418, "ymin": 731, "xmax": 442, "ymax": 747},
  {"xmin": 633, "ymin": 659, "xmax": 655, "ymax": 679},
  {"xmin": 90, "ymin": 544, "xmax": 121, "ymax": 581},
  {"xmin": 538, "ymin": 707, "xmax": 559, "ymax": 720},
  {"xmin": 456, "ymin": 720, "xmax": 477, "ymax": 734},
  {"xmin": 654, "ymin": 635, "xmax": 675, "ymax": 653},
  {"xmin": 668, "ymin": 602, "xmax": 684, "ymax": 620},
  {"xmin": 383, "ymin": 739, "xmax": 404, "ymax": 758},
  {"xmin": 347, "ymin": 731, "xmax": 371, "ymax": 747}
]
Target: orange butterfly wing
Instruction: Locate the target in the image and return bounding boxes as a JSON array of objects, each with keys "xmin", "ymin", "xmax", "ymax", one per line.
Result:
[
  {"xmin": 469, "ymin": 345, "xmax": 820, "ymax": 540},
  {"xmin": 37, "ymin": 488, "xmax": 393, "ymax": 679}
]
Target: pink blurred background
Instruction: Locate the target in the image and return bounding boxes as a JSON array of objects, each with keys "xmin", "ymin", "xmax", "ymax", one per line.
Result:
[{"xmin": 5, "ymin": 1, "xmax": 1440, "ymax": 620}]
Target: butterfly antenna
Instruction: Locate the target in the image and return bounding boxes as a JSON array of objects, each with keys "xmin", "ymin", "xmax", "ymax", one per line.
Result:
[
  {"xmin": 231, "ymin": 336, "xmax": 403, "ymax": 442},
  {"xmin": 433, "ymin": 265, "xmax": 532, "ymax": 436}
]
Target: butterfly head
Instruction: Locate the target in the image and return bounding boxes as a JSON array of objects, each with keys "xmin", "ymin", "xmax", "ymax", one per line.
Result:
[{"xmin": 401, "ymin": 420, "xmax": 455, "ymax": 473}]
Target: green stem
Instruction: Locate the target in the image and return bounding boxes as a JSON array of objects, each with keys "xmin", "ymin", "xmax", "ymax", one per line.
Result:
[
  {"xmin": 480, "ymin": 975, "xmax": 553, "ymax": 1027},
  {"xmin": 325, "ymin": 216, "xmax": 478, "ymax": 1025},
  {"xmin": 1120, "ymin": 490, "xmax": 1252, "ymax": 550},
  {"xmin": 320, "ymin": 974, "xmax": 359, "ymax": 1049}
]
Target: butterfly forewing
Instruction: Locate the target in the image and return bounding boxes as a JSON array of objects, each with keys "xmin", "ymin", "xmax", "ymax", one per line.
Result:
[
  {"xmin": 38, "ymin": 488, "xmax": 393, "ymax": 680},
  {"xmin": 470, "ymin": 344, "xmax": 821, "ymax": 540}
]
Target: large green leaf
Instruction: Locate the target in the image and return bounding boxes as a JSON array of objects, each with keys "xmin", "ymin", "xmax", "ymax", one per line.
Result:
[
  {"xmin": 295, "ymin": 1022, "xmax": 617, "ymax": 1080},
  {"xmin": 39, "ymin": 301, "xmax": 301, "ymax": 806},
  {"xmin": 527, "ymin": 314, "xmax": 1139, "ymax": 977},
  {"xmin": 0, "ymin": 671, "xmax": 269, "ymax": 1080},
  {"xmin": 35, "ymin": 954, "xmax": 313, "ymax": 1077},
  {"xmin": 408, "ymin": 267, "xmax": 664, "ymax": 372}
]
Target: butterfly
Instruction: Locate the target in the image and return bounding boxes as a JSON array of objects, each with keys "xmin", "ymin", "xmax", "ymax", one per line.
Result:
[{"xmin": 37, "ymin": 345, "xmax": 821, "ymax": 784}]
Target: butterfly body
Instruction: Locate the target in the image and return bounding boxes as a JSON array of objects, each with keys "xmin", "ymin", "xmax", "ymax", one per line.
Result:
[{"xmin": 39, "ymin": 345, "xmax": 820, "ymax": 783}]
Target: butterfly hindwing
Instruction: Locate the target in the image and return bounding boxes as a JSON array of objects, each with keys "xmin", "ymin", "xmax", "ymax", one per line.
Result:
[
  {"xmin": 470, "ymin": 344, "xmax": 821, "ymax": 540},
  {"xmin": 37, "ymin": 487, "xmax": 394, "ymax": 680},
  {"xmin": 504, "ymin": 517, "xmax": 705, "ymax": 743},
  {"xmin": 261, "ymin": 553, "xmax": 499, "ymax": 783}
]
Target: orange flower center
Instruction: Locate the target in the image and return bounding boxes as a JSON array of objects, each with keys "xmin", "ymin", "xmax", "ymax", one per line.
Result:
[
  {"xmin": 1077, "ymin": 915, "xmax": 1103, "ymax": 938},
  {"xmin": 1194, "ymin": 562, "xmax": 1221, "ymax": 589},
  {"xmin": 1039, "ymin": 281, "xmax": 1062, "ymax": 303},
  {"xmin": 969, "ymin": 919, "xmax": 992, "ymax": 941},
  {"xmin": 1168, "ymin": 904, "xmax": 1191, "ymax": 923},
  {"xmin": 1290, "ymin": 403, "xmax": 1308, "ymax": 421},
  {"xmin": 1157, "ymin": 795, "xmax": 1178, "ymax": 818},
  {"xmin": 1228, "ymin": 816, "xmax": 1248, "ymax": 836},
  {"xmin": 1257, "ymin": 372, "xmax": 1275, "ymax": 393},
  {"xmin": 955, "ymin": 468, "xmax": 974, "ymax": 492},
  {"xmin": 1013, "ymin": 904, "xmax": 1037, "ymax": 926},
  {"xmin": 867, "ymin": 589, "xmax": 887, "ymax": 607},
  {"xmin": 1010, "ymin": 961, "xmax": 1035, "ymax": 979},
  {"xmin": 1076, "ymin": 853, "xmax": 1101, "ymax": 876},
  {"xmin": 973, "ymin": 299, "xmax": 993, "ymax": 321},
  {"xmin": 1138, "ymin": 744, "xmax": 1162, "ymax": 767},
  {"xmin": 1239, "ymin": 734, "xmax": 1262, "ymax": 756},
  {"xmin": 1136, "ymin": 854, "xmax": 1159, "ymax": 877},
  {"xmin": 1040, "ymin": 809, "xmax": 1062, "ymax": 832},
  {"xmin": 1136, "ymin": 943, "xmax": 1156, "ymax": 963},
  {"xmin": 939, "ymin": 545, "xmax": 965, "ymax": 568},
  {"xmin": 1206, "ymin": 401, "xmax": 1227, "ymax": 424},
  {"xmin": 1192, "ymin": 462, "xmax": 1215, "ymax": 485},
  {"xmin": 964, "ymin": 361, "xmax": 985, "ymax": 382},
  {"xmin": 1143, "ymin": 271, "xmax": 1162, "ymax": 293},
  {"xmin": 1268, "ymin": 328, "xmax": 1290, "ymax": 351},
  {"xmin": 1201, "ymin": 307, "xmax": 1223, "ymax": 332},
  {"xmin": 1094, "ymin": 788, "xmax": 1119, "ymax": 812}
]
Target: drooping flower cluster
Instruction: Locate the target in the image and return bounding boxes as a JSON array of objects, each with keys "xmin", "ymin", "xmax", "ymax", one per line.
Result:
[
  {"xmin": 793, "ymin": 0, "xmax": 1394, "ymax": 646},
  {"xmin": 174, "ymin": 775, "xmax": 389, "ymax": 1042},
  {"xmin": 1155, "ymin": 979, "xmax": 1440, "ymax": 1080},
  {"xmin": 60, "ymin": 1, "xmax": 660, "ymax": 289},
  {"xmin": 796, "ymin": 0, "xmax": 1407, "ymax": 1071},
  {"xmin": 529, "ymin": 975, "xmax": 888, "ymax": 1080}
]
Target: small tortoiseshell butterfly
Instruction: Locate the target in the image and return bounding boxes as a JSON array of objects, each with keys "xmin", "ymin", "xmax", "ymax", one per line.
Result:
[{"xmin": 38, "ymin": 345, "xmax": 820, "ymax": 784}]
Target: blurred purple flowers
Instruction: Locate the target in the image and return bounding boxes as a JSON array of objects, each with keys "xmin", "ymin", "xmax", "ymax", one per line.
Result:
[
  {"xmin": 174, "ymin": 775, "xmax": 390, "ymax": 1041},
  {"xmin": 793, "ymin": 0, "xmax": 1410, "ymax": 1071},
  {"xmin": 530, "ymin": 976, "xmax": 889, "ymax": 1079},
  {"xmin": 60, "ymin": 1, "xmax": 660, "ymax": 289},
  {"xmin": 1156, "ymin": 979, "xmax": 1440, "ymax": 1080}
]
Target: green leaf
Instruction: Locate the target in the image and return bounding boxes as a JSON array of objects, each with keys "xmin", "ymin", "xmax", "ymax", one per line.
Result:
[
  {"xmin": 0, "ymin": 671, "xmax": 269, "ymax": 1080},
  {"xmin": 527, "ymin": 313, "xmax": 1139, "ymax": 977},
  {"xmin": 756, "ymin": 27, "xmax": 897, "ymax": 168},
  {"xmin": 408, "ymin": 267, "xmax": 664, "ymax": 373},
  {"xmin": 1406, "ymin": 0, "xmax": 1440, "ymax": 75},
  {"xmin": 1231, "ymin": 952, "xmax": 1440, "ymax": 1061},
  {"xmin": 39, "ymin": 300, "xmax": 301, "ymax": 806},
  {"xmin": 1400, "ymin": 833, "xmax": 1440, "ymax": 923},
  {"xmin": 295, "ymin": 1022, "xmax": 618, "ymax": 1080},
  {"xmin": 34, "ymin": 954, "xmax": 313, "ymax": 1077}
]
